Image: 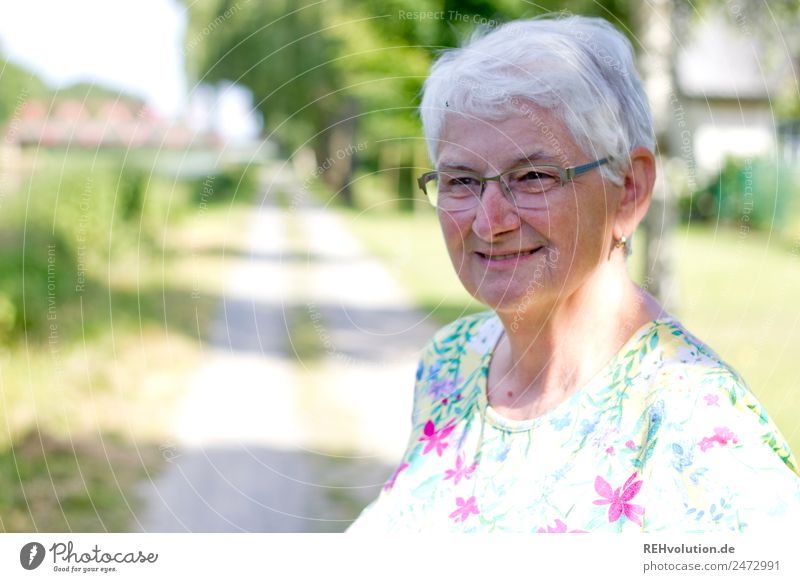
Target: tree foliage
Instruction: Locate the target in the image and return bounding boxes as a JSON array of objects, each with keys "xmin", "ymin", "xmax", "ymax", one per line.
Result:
[
  {"xmin": 182, "ymin": 1, "xmax": 635, "ymax": 178},
  {"xmin": 0, "ymin": 57, "xmax": 47, "ymax": 126}
]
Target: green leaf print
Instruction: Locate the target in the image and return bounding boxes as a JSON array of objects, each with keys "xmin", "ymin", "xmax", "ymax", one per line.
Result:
[
  {"xmin": 641, "ymin": 437, "xmax": 659, "ymax": 464},
  {"xmin": 746, "ymin": 402, "xmax": 770, "ymax": 426},
  {"xmin": 762, "ymin": 432, "xmax": 798, "ymax": 474},
  {"xmin": 478, "ymin": 514, "xmax": 496, "ymax": 529},
  {"xmin": 413, "ymin": 474, "xmax": 442, "ymax": 498}
]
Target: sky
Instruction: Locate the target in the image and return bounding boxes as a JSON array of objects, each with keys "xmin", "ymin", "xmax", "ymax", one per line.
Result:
[{"xmin": 0, "ymin": 0, "xmax": 187, "ymax": 118}]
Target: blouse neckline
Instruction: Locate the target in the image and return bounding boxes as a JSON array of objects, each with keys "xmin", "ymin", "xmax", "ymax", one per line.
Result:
[{"xmin": 475, "ymin": 315, "xmax": 677, "ymax": 432}]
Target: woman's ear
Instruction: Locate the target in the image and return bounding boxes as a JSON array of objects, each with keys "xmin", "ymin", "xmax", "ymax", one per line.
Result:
[{"xmin": 614, "ymin": 146, "xmax": 656, "ymax": 240}]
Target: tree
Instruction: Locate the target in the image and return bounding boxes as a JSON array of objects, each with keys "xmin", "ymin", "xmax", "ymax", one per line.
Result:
[
  {"xmin": 182, "ymin": 1, "xmax": 636, "ymax": 207},
  {"xmin": 0, "ymin": 57, "xmax": 46, "ymax": 126}
]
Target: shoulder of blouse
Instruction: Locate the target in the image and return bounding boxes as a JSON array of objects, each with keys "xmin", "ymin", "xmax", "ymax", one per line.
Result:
[
  {"xmin": 428, "ymin": 309, "xmax": 496, "ymax": 344},
  {"xmin": 645, "ymin": 319, "xmax": 799, "ymax": 475},
  {"xmin": 645, "ymin": 318, "xmax": 745, "ymax": 380}
]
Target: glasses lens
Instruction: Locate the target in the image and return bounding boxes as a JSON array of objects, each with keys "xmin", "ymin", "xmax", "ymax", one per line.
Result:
[
  {"xmin": 505, "ymin": 166, "xmax": 559, "ymax": 208},
  {"xmin": 434, "ymin": 171, "xmax": 481, "ymax": 210},
  {"xmin": 421, "ymin": 173, "xmax": 440, "ymax": 207},
  {"xmin": 422, "ymin": 166, "xmax": 561, "ymax": 210}
]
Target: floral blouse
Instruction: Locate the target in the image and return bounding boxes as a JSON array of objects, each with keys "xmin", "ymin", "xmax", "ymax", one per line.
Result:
[{"xmin": 347, "ymin": 311, "xmax": 800, "ymax": 532}]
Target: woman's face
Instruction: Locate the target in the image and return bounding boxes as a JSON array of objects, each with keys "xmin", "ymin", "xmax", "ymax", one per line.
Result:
[{"xmin": 435, "ymin": 105, "xmax": 621, "ymax": 317}]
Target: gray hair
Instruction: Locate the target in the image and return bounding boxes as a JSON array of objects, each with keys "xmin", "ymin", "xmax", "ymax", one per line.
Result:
[{"xmin": 419, "ymin": 14, "xmax": 655, "ymax": 187}]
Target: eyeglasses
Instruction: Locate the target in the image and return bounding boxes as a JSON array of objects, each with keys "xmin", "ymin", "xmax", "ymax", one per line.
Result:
[{"xmin": 417, "ymin": 157, "xmax": 609, "ymax": 211}]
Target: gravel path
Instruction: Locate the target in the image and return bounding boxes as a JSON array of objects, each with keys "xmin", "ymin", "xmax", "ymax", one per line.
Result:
[{"xmin": 134, "ymin": 162, "xmax": 437, "ymax": 532}]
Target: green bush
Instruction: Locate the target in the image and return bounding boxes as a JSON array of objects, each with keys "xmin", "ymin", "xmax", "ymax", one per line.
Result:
[
  {"xmin": 0, "ymin": 153, "xmax": 195, "ymax": 345},
  {"xmin": 681, "ymin": 157, "xmax": 797, "ymax": 232},
  {"xmin": 117, "ymin": 166, "xmax": 147, "ymax": 222},
  {"xmin": 0, "ymin": 225, "xmax": 77, "ymax": 341},
  {"xmin": 0, "ymin": 292, "xmax": 16, "ymax": 344},
  {"xmin": 189, "ymin": 164, "xmax": 258, "ymax": 207}
]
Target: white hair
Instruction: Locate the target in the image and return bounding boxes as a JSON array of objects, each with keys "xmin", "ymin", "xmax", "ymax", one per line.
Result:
[{"xmin": 419, "ymin": 14, "xmax": 655, "ymax": 186}]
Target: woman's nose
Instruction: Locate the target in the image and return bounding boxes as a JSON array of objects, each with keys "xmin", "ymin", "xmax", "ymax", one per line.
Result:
[{"xmin": 471, "ymin": 180, "xmax": 521, "ymax": 241}]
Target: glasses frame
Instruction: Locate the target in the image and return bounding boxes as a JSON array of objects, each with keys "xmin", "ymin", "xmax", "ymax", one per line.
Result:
[{"xmin": 417, "ymin": 157, "xmax": 610, "ymax": 208}]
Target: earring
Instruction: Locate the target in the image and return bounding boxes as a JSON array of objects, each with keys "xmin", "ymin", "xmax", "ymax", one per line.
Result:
[{"xmin": 614, "ymin": 235, "xmax": 627, "ymax": 249}]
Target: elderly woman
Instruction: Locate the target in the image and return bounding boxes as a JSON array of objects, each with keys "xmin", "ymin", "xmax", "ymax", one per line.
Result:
[{"xmin": 347, "ymin": 15, "xmax": 800, "ymax": 532}]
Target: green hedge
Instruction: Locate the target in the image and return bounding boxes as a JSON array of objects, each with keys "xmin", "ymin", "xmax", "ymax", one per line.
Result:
[
  {"xmin": 0, "ymin": 154, "xmax": 196, "ymax": 344},
  {"xmin": 188, "ymin": 163, "xmax": 259, "ymax": 207},
  {"xmin": 680, "ymin": 157, "xmax": 798, "ymax": 233}
]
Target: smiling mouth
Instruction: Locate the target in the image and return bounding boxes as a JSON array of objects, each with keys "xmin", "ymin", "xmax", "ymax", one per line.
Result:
[{"xmin": 476, "ymin": 247, "xmax": 543, "ymax": 261}]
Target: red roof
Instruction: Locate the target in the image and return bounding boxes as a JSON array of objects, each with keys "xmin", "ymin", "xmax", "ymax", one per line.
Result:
[{"xmin": 4, "ymin": 98, "xmax": 220, "ymax": 149}]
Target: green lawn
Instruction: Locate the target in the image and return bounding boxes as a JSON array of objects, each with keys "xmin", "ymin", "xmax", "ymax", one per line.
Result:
[{"xmin": 331, "ymin": 193, "xmax": 800, "ymax": 457}]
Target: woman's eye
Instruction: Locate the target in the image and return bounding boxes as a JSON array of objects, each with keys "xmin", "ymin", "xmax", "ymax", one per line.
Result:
[
  {"xmin": 446, "ymin": 175, "xmax": 478, "ymax": 188},
  {"xmin": 519, "ymin": 170, "xmax": 555, "ymax": 182}
]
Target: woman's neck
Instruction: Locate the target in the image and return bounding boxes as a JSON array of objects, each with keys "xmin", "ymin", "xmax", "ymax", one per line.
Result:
[{"xmin": 487, "ymin": 262, "xmax": 665, "ymax": 420}]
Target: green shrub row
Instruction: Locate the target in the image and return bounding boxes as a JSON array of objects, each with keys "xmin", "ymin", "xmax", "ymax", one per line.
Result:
[
  {"xmin": 0, "ymin": 153, "xmax": 257, "ymax": 344},
  {"xmin": 679, "ymin": 157, "xmax": 799, "ymax": 233}
]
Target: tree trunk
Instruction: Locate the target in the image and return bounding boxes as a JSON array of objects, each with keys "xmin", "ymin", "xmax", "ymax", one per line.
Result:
[
  {"xmin": 324, "ymin": 99, "xmax": 359, "ymax": 207},
  {"xmin": 635, "ymin": 0, "xmax": 680, "ymax": 314},
  {"xmin": 397, "ymin": 144, "xmax": 415, "ymax": 213}
]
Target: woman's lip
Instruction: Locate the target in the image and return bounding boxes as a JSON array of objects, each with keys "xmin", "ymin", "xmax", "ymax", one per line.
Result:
[{"xmin": 475, "ymin": 247, "xmax": 543, "ymax": 263}]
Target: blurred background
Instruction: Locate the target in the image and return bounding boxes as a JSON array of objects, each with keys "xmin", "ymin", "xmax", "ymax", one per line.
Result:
[{"xmin": 0, "ymin": 0, "xmax": 798, "ymax": 532}]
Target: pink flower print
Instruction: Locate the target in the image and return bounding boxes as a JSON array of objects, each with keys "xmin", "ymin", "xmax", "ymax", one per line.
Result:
[
  {"xmin": 383, "ymin": 462, "xmax": 409, "ymax": 492},
  {"xmin": 698, "ymin": 426, "xmax": 739, "ymax": 451},
  {"xmin": 593, "ymin": 472, "xmax": 645, "ymax": 526},
  {"xmin": 538, "ymin": 519, "xmax": 567, "ymax": 533},
  {"xmin": 449, "ymin": 496, "xmax": 480, "ymax": 523},
  {"xmin": 419, "ymin": 418, "xmax": 457, "ymax": 456},
  {"xmin": 625, "ymin": 440, "xmax": 636, "ymax": 450},
  {"xmin": 715, "ymin": 427, "xmax": 738, "ymax": 442},
  {"xmin": 606, "ymin": 446, "xmax": 615, "ymax": 455},
  {"xmin": 704, "ymin": 394, "xmax": 720, "ymax": 406},
  {"xmin": 698, "ymin": 439, "xmax": 713, "ymax": 452},
  {"xmin": 536, "ymin": 519, "xmax": 588, "ymax": 533},
  {"xmin": 444, "ymin": 453, "xmax": 478, "ymax": 485}
]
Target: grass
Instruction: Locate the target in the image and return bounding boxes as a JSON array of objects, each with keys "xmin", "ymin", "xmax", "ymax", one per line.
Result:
[
  {"xmin": 0, "ymin": 154, "xmax": 257, "ymax": 531},
  {"xmin": 326, "ymin": 177, "xmax": 800, "ymax": 457},
  {"xmin": 0, "ymin": 430, "xmax": 163, "ymax": 532},
  {"xmin": 671, "ymin": 225, "xmax": 800, "ymax": 451}
]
